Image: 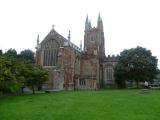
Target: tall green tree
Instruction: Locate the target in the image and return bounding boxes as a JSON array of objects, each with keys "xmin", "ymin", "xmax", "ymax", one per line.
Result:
[
  {"xmin": 25, "ymin": 64, "xmax": 49, "ymax": 94},
  {"xmin": 114, "ymin": 46, "xmax": 159, "ymax": 88},
  {"xmin": 19, "ymin": 49, "xmax": 35, "ymax": 63}
]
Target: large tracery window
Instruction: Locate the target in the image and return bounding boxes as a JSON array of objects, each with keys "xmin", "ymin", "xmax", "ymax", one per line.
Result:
[{"xmin": 42, "ymin": 39, "xmax": 60, "ymax": 66}]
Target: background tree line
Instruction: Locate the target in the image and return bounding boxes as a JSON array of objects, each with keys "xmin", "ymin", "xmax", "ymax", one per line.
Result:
[{"xmin": 0, "ymin": 49, "xmax": 49, "ymax": 94}]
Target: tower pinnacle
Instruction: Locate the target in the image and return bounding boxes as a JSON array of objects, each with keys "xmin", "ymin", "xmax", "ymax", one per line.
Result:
[
  {"xmin": 88, "ymin": 20, "xmax": 92, "ymax": 29},
  {"xmin": 98, "ymin": 13, "xmax": 101, "ymax": 22},
  {"xmin": 37, "ymin": 34, "xmax": 39, "ymax": 45},
  {"xmin": 97, "ymin": 13, "xmax": 103, "ymax": 30},
  {"xmin": 85, "ymin": 14, "xmax": 88, "ymax": 24},
  {"xmin": 85, "ymin": 14, "xmax": 92, "ymax": 31},
  {"xmin": 80, "ymin": 40, "xmax": 82, "ymax": 50},
  {"xmin": 36, "ymin": 34, "xmax": 40, "ymax": 50},
  {"xmin": 68, "ymin": 30, "xmax": 71, "ymax": 41}
]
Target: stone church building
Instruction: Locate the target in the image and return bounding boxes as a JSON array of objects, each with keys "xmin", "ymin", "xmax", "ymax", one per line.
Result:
[{"xmin": 36, "ymin": 14, "xmax": 118, "ymax": 90}]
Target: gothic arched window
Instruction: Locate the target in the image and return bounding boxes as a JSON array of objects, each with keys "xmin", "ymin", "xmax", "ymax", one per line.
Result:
[{"xmin": 42, "ymin": 39, "xmax": 60, "ymax": 66}]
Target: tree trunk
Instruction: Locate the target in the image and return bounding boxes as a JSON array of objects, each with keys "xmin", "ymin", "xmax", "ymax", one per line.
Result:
[
  {"xmin": 32, "ymin": 85, "xmax": 35, "ymax": 94},
  {"xmin": 130, "ymin": 81, "xmax": 133, "ymax": 87},
  {"xmin": 21, "ymin": 86, "xmax": 24, "ymax": 94}
]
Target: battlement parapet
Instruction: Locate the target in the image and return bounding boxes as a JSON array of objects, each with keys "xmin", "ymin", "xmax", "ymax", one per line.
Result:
[{"xmin": 105, "ymin": 54, "xmax": 119, "ymax": 62}]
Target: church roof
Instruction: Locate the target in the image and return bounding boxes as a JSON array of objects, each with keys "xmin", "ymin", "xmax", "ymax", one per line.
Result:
[{"xmin": 40, "ymin": 27, "xmax": 81, "ymax": 52}]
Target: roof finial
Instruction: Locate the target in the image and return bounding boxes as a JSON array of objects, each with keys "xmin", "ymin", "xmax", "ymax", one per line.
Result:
[{"xmin": 52, "ymin": 24, "xmax": 55, "ymax": 29}]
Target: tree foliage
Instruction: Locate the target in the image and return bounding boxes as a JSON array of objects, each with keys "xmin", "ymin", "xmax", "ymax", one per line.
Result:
[
  {"xmin": 0, "ymin": 56, "xmax": 22, "ymax": 93},
  {"xmin": 114, "ymin": 46, "xmax": 159, "ymax": 88},
  {"xmin": 4, "ymin": 48, "xmax": 17, "ymax": 58},
  {"xmin": 0, "ymin": 49, "xmax": 49, "ymax": 94},
  {"xmin": 114, "ymin": 63, "xmax": 128, "ymax": 88},
  {"xmin": 0, "ymin": 49, "xmax": 2, "ymax": 56}
]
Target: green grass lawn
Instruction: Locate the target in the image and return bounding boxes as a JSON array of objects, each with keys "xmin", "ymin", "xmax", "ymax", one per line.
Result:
[{"xmin": 0, "ymin": 89, "xmax": 160, "ymax": 120}]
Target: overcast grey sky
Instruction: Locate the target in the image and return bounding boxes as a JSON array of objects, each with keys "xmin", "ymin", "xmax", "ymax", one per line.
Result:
[{"xmin": 0, "ymin": 0, "xmax": 160, "ymax": 68}]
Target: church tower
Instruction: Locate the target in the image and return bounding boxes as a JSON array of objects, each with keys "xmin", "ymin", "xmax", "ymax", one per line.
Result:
[
  {"xmin": 78, "ymin": 14, "xmax": 106, "ymax": 89},
  {"xmin": 84, "ymin": 14, "xmax": 105, "ymax": 60}
]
